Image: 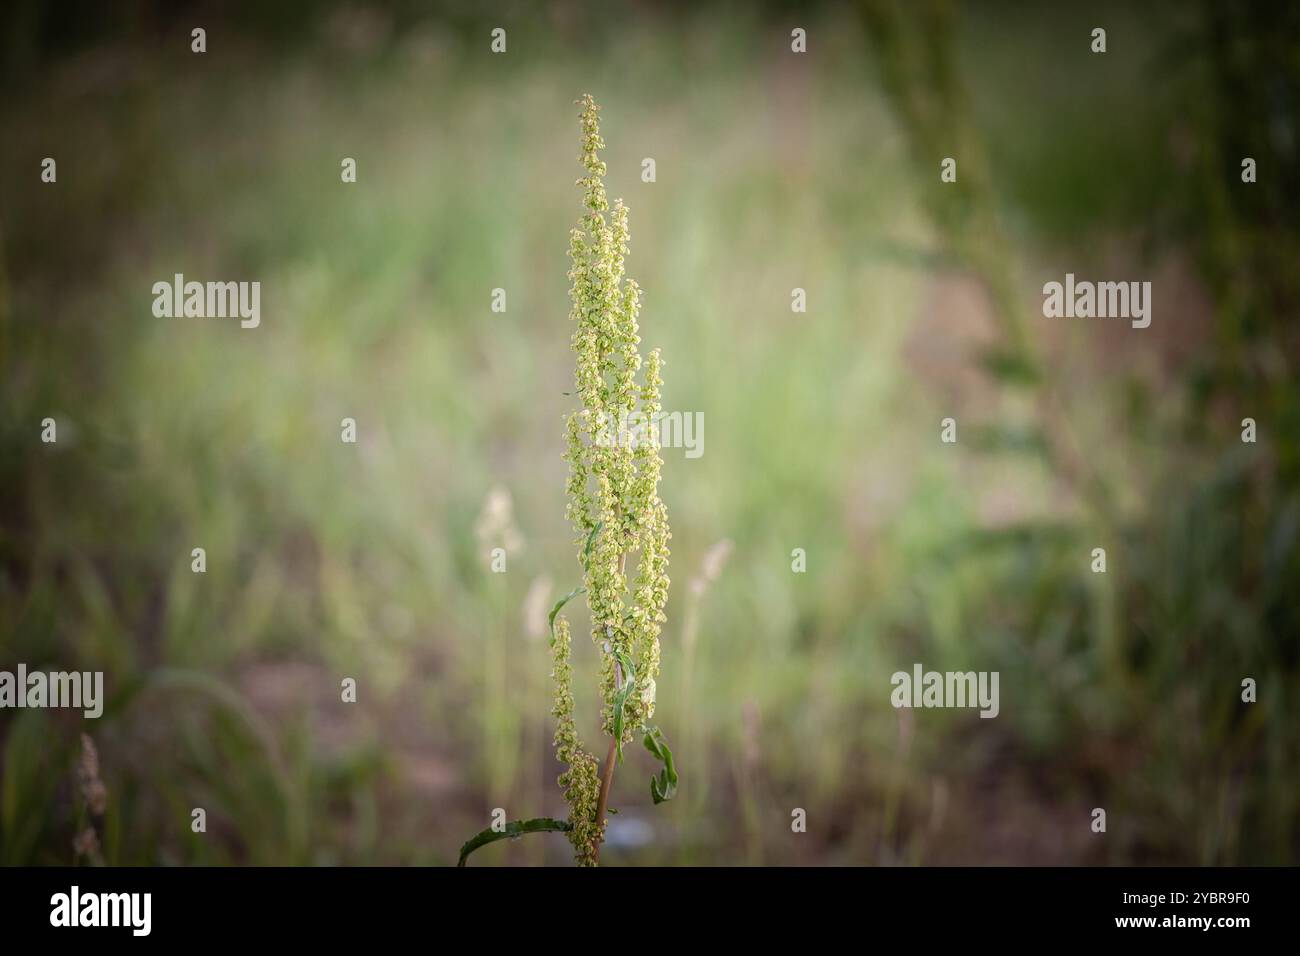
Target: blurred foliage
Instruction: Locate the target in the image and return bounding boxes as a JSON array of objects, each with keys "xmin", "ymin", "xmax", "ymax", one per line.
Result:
[{"xmin": 0, "ymin": 0, "xmax": 1296, "ymax": 865}]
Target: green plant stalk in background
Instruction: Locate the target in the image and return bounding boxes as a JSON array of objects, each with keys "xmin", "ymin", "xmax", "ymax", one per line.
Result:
[{"xmin": 459, "ymin": 95, "xmax": 674, "ymax": 867}]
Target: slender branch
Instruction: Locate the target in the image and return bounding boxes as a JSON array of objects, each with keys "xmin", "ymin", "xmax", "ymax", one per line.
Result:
[
  {"xmin": 592, "ymin": 546, "xmax": 629, "ymax": 863},
  {"xmin": 592, "ymin": 642, "xmax": 625, "ymax": 863},
  {"xmin": 592, "ymin": 732, "xmax": 618, "ymax": 862}
]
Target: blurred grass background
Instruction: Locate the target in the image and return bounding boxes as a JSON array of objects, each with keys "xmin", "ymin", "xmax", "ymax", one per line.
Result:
[{"xmin": 1, "ymin": 0, "xmax": 1297, "ymax": 865}]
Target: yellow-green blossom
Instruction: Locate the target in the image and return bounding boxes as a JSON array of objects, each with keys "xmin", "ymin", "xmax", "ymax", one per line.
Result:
[
  {"xmin": 462, "ymin": 95, "xmax": 673, "ymax": 868},
  {"xmin": 551, "ymin": 95, "xmax": 672, "ymax": 857},
  {"xmin": 550, "ymin": 616, "xmax": 601, "ymax": 865}
]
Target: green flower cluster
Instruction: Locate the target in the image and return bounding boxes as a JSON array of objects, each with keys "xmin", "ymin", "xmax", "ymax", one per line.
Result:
[
  {"xmin": 549, "ymin": 615, "xmax": 601, "ymax": 865},
  {"xmin": 551, "ymin": 94, "xmax": 672, "ymax": 858}
]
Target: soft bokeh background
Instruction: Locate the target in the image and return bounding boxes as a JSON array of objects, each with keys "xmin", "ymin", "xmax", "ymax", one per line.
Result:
[{"xmin": 2, "ymin": 0, "xmax": 1297, "ymax": 865}]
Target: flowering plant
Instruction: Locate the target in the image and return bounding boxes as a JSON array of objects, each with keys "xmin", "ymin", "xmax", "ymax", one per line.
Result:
[{"xmin": 459, "ymin": 95, "xmax": 675, "ymax": 867}]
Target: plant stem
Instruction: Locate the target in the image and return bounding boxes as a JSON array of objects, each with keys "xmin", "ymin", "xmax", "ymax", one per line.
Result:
[
  {"xmin": 593, "ymin": 732, "xmax": 618, "ymax": 862},
  {"xmin": 592, "ymin": 651, "xmax": 623, "ymax": 863},
  {"xmin": 592, "ymin": 512, "xmax": 631, "ymax": 863},
  {"xmin": 592, "ymin": 518, "xmax": 629, "ymax": 863}
]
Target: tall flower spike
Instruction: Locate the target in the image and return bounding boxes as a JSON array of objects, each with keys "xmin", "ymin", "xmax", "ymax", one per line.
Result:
[
  {"xmin": 554, "ymin": 94, "xmax": 672, "ymax": 858},
  {"xmin": 460, "ymin": 95, "xmax": 672, "ymax": 867}
]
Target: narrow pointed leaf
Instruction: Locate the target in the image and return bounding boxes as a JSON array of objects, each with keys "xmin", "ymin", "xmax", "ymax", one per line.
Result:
[{"xmin": 457, "ymin": 817, "xmax": 573, "ymax": 867}]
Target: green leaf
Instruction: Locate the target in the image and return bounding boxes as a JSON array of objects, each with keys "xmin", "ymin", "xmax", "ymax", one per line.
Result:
[
  {"xmin": 456, "ymin": 817, "xmax": 573, "ymax": 867},
  {"xmin": 611, "ymin": 650, "xmax": 636, "ymax": 763},
  {"xmin": 548, "ymin": 586, "xmax": 587, "ymax": 638},
  {"xmin": 643, "ymin": 727, "xmax": 678, "ymax": 804},
  {"xmin": 582, "ymin": 521, "xmax": 603, "ymax": 572}
]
